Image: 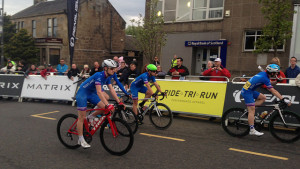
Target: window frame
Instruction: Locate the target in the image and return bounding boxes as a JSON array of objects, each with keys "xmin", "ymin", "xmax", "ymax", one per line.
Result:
[
  {"xmin": 243, "ymin": 30, "xmax": 285, "ymax": 52},
  {"xmin": 32, "ymin": 20, "xmax": 36, "ymax": 38},
  {"xmin": 53, "ymin": 18, "xmax": 58, "ymax": 37},
  {"xmin": 47, "ymin": 18, "xmax": 53, "ymax": 37}
]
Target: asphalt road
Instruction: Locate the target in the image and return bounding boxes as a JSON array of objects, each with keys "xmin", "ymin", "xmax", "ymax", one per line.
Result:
[{"xmin": 0, "ymin": 100, "xmax": 300, "ymax": 169}]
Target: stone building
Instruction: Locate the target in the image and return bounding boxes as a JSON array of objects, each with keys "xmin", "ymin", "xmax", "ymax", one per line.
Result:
[
  {"xmin": 147, "ymin": 0, "xmax": 300, "ymax": 77},
  {"xmin": 11, "ymin": 0, "xmax": 126, "ymax": 67}
]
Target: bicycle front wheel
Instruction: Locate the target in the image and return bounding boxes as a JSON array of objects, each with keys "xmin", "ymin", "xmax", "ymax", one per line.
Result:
[
  {"xmin": 149, "ymin": 103, "xmax": 173, "ymax": 130},
  {"xmin": 222, "ymin": 108, "xmax": 249, "ymax": 137},
  {"xmin": 269, "ymin": 111, "xmax": 300, "ymax": 143},
  {"xmin": 115, "ymin": 108, "xmax": 138, "ymax": 134},
  {"xmin": 100, "ymin": 118, "xmax": 134, "ymax": 156},
  {"xmin": 57, "ymin": 114, "xmax": 80, "ymax": 149}
]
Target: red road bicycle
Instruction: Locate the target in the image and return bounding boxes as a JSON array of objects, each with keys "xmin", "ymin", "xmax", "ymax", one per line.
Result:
[{"xmin": 57, "ymin": 106, "xmax": 134, "ymax": 156}]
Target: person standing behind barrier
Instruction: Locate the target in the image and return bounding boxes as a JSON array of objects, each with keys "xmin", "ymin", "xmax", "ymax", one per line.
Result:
[
  {"xmin": 56, "ymin": 59, "xmax": 68, "ymax": 75},
  {"xmin": 0, "ymin": 61, "xmax": 16, "ymax": 74},
  {"xmin": 156, "ymin": 65, "xmax": 166, "ymax": 79},
  {"xmin": 41, "ymin": 64, "xmax": 56, "ymax": 80},
  {"xmin": 202, "ymin": 58, "xmax": 231, "ymax": 81},
  {"xmin": 171, "ymin": 54, "xmax": 177, "ymax": 68},
  {"xmin": 79, "ymin": 64, "xmax": 91, "ymax": 79},
  {"xmin": 269, "ymin": 57, "xmax": 286, "ymax": 83},
  {"xmin": 89, "ymin": 61, "xmax": 103, "ymax": 76},
  {"xmin": 16, "ymin": 60, "xmax": 27, "ymax": 74},
  {"xmin": 117, "ymin": 60, "xmax": 128, "ymax": 77},
  {"xmin": 67, "ymin": 64, "xmax": 80, "ymax": 81},
  {"xmin": 153, "ymin": 56, "xmax": 160, "ymax": 66},
  {"xmin": 120, "ymin": 62, "xmax": 140, "ymax": 89},
  {"xmin": 167, "ymin": 57, "xmax": 189, "ymax": 80},
  {"xmin": 200, "ymin": 61, "xmax": 213, "ymax": 80},
  {"xmin": 285, "ymin": 57, "xmax": 300, "ymax": 79},
  {"xmin": 6, "ymin": 58, "xmax": 16, "ymax": 67},
  {"xmin": 25, "ymin": 64, "xmax": 39, "ymax": 77}
]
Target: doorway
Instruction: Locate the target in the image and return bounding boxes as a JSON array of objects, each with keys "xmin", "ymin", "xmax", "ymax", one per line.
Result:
[{"xmin": 193, "ymin": 47, "xmax": 219, "ymax": 75}]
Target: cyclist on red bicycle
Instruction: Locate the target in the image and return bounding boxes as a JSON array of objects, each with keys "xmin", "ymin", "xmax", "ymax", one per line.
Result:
[
  {"xmin": 241, "ymin": 64, "xmax": 291, "ymax": 136},
  {"xmin": 76, "ymin": 59, "xmax": 123, "ymax": 148},
  {"xmin": 130, "ymin": 64, "xmax": 165, "ymax": 117}
]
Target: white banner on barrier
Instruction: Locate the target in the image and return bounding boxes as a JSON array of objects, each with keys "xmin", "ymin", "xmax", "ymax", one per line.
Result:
[{"xmin": 21, "ymin": 75, "xmax": 78, "ymax": 101}]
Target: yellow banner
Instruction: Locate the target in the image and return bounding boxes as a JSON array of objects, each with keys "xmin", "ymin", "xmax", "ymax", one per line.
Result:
[{"xmin": 139, "ymin": 80, "xmax": 227, "ymax": 117}]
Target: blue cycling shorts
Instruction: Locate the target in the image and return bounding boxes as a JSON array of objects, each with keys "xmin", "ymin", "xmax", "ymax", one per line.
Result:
[
  {"xmin": 130, "ymin": 85, "xmax": 148, "ymax": 100},
  {"xmin": 76, "ymin": 88, "xmax": 101, "ymax": 111},
  {"xmin": 241, "ymin": 90, "xmax": 260, "ymax": 106}
]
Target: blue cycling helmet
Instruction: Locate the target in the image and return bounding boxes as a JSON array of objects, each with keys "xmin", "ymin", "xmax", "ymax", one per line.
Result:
[{"xmin": 266, "ymin": 64, "xmax": 280, "ymax": 73}]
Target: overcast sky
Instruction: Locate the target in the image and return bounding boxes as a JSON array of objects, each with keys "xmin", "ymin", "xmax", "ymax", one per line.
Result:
[{"xmin": 4, "ymin": 0, "xmax": 145, "ymax": 26}]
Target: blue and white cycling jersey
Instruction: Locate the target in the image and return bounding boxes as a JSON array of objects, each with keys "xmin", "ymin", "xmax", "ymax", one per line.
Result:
[
  {"xmin": 80, "ymin": 71, "xmax": 111, "ymax": 92},
  {"xmin": 242, "ymin": 71, "xmax": 273, "ymax": 92},
  {"xmin": 130, "ymin": 72, "xmax": 156, "ymax": 88}
]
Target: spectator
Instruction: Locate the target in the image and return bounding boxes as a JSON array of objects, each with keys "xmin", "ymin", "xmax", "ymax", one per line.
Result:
[
  {"xmin": 79, "ymin": 64, "xmax": 91, "ymax": 79},
  {"xmin": 171, "ymin": 54, "xmax": 177, "ymax": 68},
  {"xmin": 40, "ymin": 64, "xmax": 56, "ymax": 80},
  {"xmin": 270, "ymin": 57, "xmax": 286, "ymax": 83},
  {"xmin": 120, "ymin": 62, "xmax": 140, "ymax": 89},
  {"xmin": 67, "ymin": 64, "xmax": 80, "ymax": 81},
  {"xmin": 6, "ymin": 58, "xmax": 17, "ymax": 67},
  {"xmin": 200, "ymin": 61, "xmax": 214, "ymax": 80},
  {"xmin": 16, "ymin": 60, "xmax": 27, "ymax": 74},
  {"xmin": 156, "ymin": 65, "xmax": 166, "ymax": 79},
  {"xmin": 240, "ymin": 74, "xmax": 247, "ymax": 82},
  {"xmin": 117, "ymin": 60, "xmax": 128, "ymax": 77},
  {"xmin": 0, "ymin": 61, "xmax": 16, "ymax": 74},
  {"xmin": 168, "ymin": 57, "xmax": 189, "ymax": 80},
  {"xmin": 56, "ymin": 59, "xmax": 68, "ymax": 75},
  {"xmin": 153, "ymin": 56, "xmax": 160, "ymax": 66},
  {"xmin": 285, "ymin": 57, "xmax": 300, "ymax": 79},
  {"xmin": 89, "ymin": 61, "xmax": 103, "ymax": 76},
  {"xmin": 202, "ymin": 58, "xmax": 231, "ymax": 81},
  {"xmin": 25, "ymin": 64, "xmax": 39, "ymax": 77}
]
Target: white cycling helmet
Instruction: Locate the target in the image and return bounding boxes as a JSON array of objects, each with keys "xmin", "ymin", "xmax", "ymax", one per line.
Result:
[
  {"xmin": 266, "ymin": 64, "xmax": 280, "ymax": 73},
  {"xmin": 102, "ymin": 59, "xmax": 118, "ymax": 68}
]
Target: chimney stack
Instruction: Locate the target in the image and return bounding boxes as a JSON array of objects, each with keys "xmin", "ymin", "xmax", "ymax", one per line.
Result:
[{"xmin": 34, "ymin": 0, "xmax": 47, "ymax": 5}]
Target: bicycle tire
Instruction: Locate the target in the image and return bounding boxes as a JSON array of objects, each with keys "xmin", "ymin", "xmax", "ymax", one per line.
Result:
[
  {"xmin": 57, "ymin": 114, "xmax": 80, "ymax": 149},
  {"xmin": 114, "ymin": 108, "xmax": 138, "ymax": 134},
  {"xmin": 149, "ymin": 103, "xmax": 173, "ymax": 130},
  {"xmin": 269, "ymin": 111, "xmax": 300, "ymax": 143},
  {"xmin": 221, "ymin": 108, "xmax": 250, "ymax": 137},
  {"xmin": 100, "ymin": 118, "xmax": 134, "ymax": 156}
]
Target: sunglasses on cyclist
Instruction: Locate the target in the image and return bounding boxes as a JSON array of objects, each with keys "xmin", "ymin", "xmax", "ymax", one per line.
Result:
[{"xmin": 150, "ymin": 70, "xmax": 157, "ymax": 73}]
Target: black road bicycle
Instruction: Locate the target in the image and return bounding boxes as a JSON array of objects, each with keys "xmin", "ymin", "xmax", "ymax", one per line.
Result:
[{"xmin": 222, "ymin": 100, "xmax": 300, "ymax": 143}]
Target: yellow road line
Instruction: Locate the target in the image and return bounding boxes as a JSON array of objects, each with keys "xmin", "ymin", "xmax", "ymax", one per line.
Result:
[
  {"xmin": 229, "ymin": 148, "xmax": 288, "ymax": 161},
  {"xmin": 140, "ymin": 133, "xmax": 185, "ymax": 142},
  {"xmin": 31, "ymin": 111, "xmax": 59, "ymax": 120}
]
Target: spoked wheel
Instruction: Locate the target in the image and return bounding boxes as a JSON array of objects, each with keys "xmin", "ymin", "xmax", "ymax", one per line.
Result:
[
  {"xmin": 222, "ymin": 108, "xmax": 250, "ymax": 137},
  {"xmin": 269, "ymin": 111, "xmax": 300, "ymax": 143},
  {"xmin": 115, "ymin": 108, "xmax": 138, "ymax": 134},
  {"xmin": 149, "ymin": 103, "xmax": 173, "ymax": 130},
  {"xmin": 100, "ymin": 118, "xmax": 134, "ymax": 156},
  {"xmin": 57, "ymin": 114, "xmax": 80, "ymax": 149}
]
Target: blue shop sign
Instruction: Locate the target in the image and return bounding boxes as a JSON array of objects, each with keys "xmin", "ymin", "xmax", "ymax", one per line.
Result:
[{"xmin": 185, "ymin": 40, "xmax": 227, "ymax": 47}]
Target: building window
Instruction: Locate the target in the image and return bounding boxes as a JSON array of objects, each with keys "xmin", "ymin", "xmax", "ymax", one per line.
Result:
[
  {"xmin": 244, "ymin": 30, "xmax": 284, "ymax": 51},
  {"xmin": 21, "ymin": 21, "xmax": 24, "ymax": 29},
  {"xmin": 53, "ymin": 18, "xmax": 57, "ymax": 37},
  {"xmin": 159, "ymin": 0, "xmax": 224, "ymax": 22},
  {"xmin": 32, "ymin": 20, "xmax": 36, "ymax": 38},
  {"xmin": 47, "ymin": 18, "xmax": 52, "ymax": 37}
]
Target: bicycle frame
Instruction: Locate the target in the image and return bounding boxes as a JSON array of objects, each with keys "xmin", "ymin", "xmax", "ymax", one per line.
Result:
[
  {"xmin": 138, "ymin": 98, "xmax": 161, "ymax": 117},
  {"xmin": 67, "ymin": 108, "xmax": 119, "ymax": 137}
]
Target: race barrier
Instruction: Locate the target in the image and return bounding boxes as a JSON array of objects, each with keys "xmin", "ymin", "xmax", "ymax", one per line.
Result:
[
  {"xmin": 0, "ymin": 74, "xmax": 25, "ymax": 97},
  {"xmin": 1, "ymin": 74, "xmax": 300, "ymax": 117},
  {"xmin": 21, "ymin": 75, "xmax": 78, "ymax": 101}
]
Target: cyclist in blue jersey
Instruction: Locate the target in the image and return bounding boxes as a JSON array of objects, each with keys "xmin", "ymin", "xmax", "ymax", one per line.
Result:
[
  {"xmin": 130, "ymin": 64, "xmax": 165, "ymax": 116},
  {"xmin": 241, "ymin": 64, "xmax": 291, "ymax": 136},
  {"xmin": 75, "ymin": 59, "xmax": 123, "ymax": 148}
]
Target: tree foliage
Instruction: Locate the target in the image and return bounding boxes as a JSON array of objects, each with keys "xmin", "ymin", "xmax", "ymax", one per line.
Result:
[
  {"xmin": 130, "ymin": 0, "xmax": 166, "ymax": 64},
  {"xmin": 4, "ymin": 29, "xmax": 39, "ymax": 64},
  {"xmin": 255, "ymin": 0, "xmax": 294, "ymax": 57}
]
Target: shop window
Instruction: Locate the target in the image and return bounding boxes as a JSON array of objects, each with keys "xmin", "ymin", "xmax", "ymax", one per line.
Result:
[{"xmin": 49, "ymin": 48, "xmax": 60, "ymax": 66}]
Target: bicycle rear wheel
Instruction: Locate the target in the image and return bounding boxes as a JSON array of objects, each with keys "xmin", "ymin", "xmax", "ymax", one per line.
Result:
[
  {"xmin": 149, "ymin": 103, "xmax": 173, "ymax": 130},
  {"xmin": 57, "ymin": 114, "xmax": 80, "ymax": 149},
  {"xmin": 115, "ymin": 108, "xmax": 138, "ymax": 134},
  {"xmin": 222, "ymin": 108, "xmax": 249, "ymax": 137},
  {"xmin": 269, "ymin": 111, "xmax": 300, "ymax": 143},
  {"xmin": 100, "ymin": 118, "xmax": 134, "ymax": 156}
]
